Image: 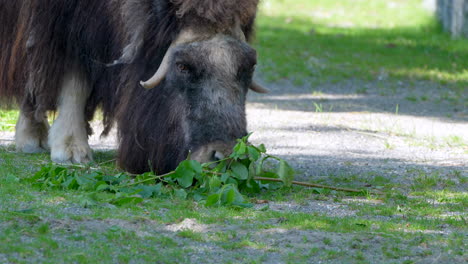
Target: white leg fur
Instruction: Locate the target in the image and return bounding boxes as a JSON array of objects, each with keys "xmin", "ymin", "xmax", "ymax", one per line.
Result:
[
  {"xmin": 15, "ymin": 113, "xmax": 49, "ymax": 153},
  {"xmin": 48, "ymin": 69, "xmax": 92, "ymax": 164}
]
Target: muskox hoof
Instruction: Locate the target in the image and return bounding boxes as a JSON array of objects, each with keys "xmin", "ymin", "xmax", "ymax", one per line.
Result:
[
  {"xmin": 16, "ymin": 134, "xmax": 49, "ymax": 153},
  {"xmin": 50, "ymin": 141, "xmax": 93, "ymax": 164},
  {"xmin": 15, "ymin": 114, "xmax": 49, "ymax": 154},
  {"xmin": 18, "ymin": 144, "xmax": 48, "ymax": 154}
]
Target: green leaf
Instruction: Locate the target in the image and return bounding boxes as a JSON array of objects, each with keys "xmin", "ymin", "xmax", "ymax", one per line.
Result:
[
  {"xmin": 212, "ymin": 160, "xmax": 227, "ymax": 173},
  {"xmin": 247, "ymin": 146, "xmax": 260, "ymax": 161},
  {"xmin": 226, "ymin": 177, "xmax": 238, "ymax": 186},
  {"xmin": 209, "ymin": 176, "xmax": 222, "ymax": 190},
  {"xmin": 111, "ymin": 196, "xmax": 144, "ymax": 206},
  {"xmin": 267, "ymin": 182, "xmax": 283, "ymax": 190},
  {"xmin": 231, "ymin": 141, "xmax": 247, "ymax": 159},
  {"xmin": 62, "ymin": 177, "xmax": 78, "ymax": 190},
  {"xmin": 174, "ymin": 189, "xmax": 188, "ymax": 199},
  {"xmin": 311, "ymin": 188, "xmax": 324, "ymax": 194},
  {"xmin": 248, "ymin": 162, "xmax": 256, "ymax": 179},
  {"xmin": 278, "ymin": 160, "xmax": 295, "ymax": 187},
  {"xmin": 137, "ymin": 184, "xmax": 162, "ymax": 198},
  {"xmin": 205, "ymin": 193, "xmax": 220, "ymax": 206},
  {"xmin": 193, "ymin": 192, "xmax": 205, "ymax": 202},
  {"xmin": 174, "ymin": 168, "xmax": 194, "ymax": 188},
  {"xmin": 219, "ymin": 184, "xmax": 248, "ymax": 206},
  {"xmin": 245, "ymin": 179, "xmax": 261, "ymax": 193},
  {"xmin": 103, "ymin": 175, "xmax": 122, "ymax": 185},
  {"xmin": 180, "ymin": 160, "xmax": 202, "ymax": 174},
  {"xmin": 259, "ymin": 171, "xmax": 279, "ymax": 179},
  {"xmin": 220, "ymin": 172, "xmax": 230, "ymax": 183},
  {"xmin": 257, "ymin": 171, "xmax": 283, "ymax": 189},
  {"xmin": 135, "ymin": 171, "xmax": 156, "ymax": 182},
  {"xmin": 257, "ymin": 144, "xmax": 267, "ymax": 153},
  {"xmin": 224, "ymin": 188, "xmax": 236, "ymax": 204},
  {"xmin": 177, "ymin": 171, "xmax": 194, "ymax": 188},
  {"xmin": 174, "ymin": 160, "xmax": 202, "ymax": 188},
  {"xmin": 76, "ymin": 174, "xmax": 98, "ymax": 190},
  {"xmin": 79, "ymin": 195, "xmax": 99, "ymax": 208},
  {"xmin": 96, "ymin": 183, "xmax": 109, "ymax": 191},
  {"xmin": 231, "ymin": 162, "xmax": 248, "ymax": 180},
  {"xmin": 256, "ymin": 162, "xmax": 263, "ymax": 176}
]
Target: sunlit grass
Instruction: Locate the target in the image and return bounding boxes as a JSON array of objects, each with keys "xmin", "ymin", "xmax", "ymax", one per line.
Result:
[
  {"xmin": 1, "ymin": 143, "xmax": 466, "ymax": 262},
  {"xmin": 0, "ymin": 110, "xmax": 18, "ymax": 132},
  {"xmin": 260, "ymin": 0, "xmax": 432, "ymax": 29},
  {"xmin": 255, "ymin": 0, "xmax": 468, "ymax": 92}
]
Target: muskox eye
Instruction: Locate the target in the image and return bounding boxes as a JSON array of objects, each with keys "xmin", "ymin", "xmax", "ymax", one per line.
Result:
[{"xmin": 177, "ymin": 63, "xmax": 190, "ymax": 73}]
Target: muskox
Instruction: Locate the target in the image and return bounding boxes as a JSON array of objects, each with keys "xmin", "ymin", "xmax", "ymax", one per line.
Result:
[{"xmin": 0, "ymin": 0, "xmax": 267, "ymax": 174}]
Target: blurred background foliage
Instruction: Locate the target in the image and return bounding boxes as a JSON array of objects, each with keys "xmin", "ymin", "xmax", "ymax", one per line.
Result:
[{"xmin": 255, "ymin": 0, "xmax": 468, "ymax": 97}]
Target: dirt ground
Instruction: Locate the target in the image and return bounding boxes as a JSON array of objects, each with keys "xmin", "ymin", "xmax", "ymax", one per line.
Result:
[
  {"xmin": 0, "ymin": 78, "xmax": 467, "ymax": 263},
  {"xmin": 247, "ymin": 78, "xmax": 467, "ymax": 189}
]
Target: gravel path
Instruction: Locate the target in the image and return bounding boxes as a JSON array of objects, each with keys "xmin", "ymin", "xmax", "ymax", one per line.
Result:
[{"xmin": 248, "ymin": 78, "xmax": 467, "ymax": 190}]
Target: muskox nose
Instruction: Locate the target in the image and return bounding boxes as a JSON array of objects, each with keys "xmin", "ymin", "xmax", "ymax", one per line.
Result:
[
  {"xmin": 210, "ymin": 150, "xmax": 225, "ymax": 162},
  {"xmin": 190, "ymin": 141, "xmax": 234, "ymax": 164}
]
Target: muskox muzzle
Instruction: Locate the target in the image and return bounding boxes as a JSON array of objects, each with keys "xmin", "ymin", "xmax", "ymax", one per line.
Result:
[{"xmin": 190, "ymin": 141, "xmax": 235, "ymax": 163}]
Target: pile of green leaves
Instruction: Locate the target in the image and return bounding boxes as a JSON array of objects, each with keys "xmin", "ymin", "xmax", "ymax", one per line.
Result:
[{"xmin": 28, "ymin": 135, "xmax": 295, "ymax": 207}]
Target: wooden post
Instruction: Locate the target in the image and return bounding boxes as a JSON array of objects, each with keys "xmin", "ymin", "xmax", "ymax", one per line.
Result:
[{"xmin": 437, "ymin": 0, "xmax": 468, "ymax": 38}]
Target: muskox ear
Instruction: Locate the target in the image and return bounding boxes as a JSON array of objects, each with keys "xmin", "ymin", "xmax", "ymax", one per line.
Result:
[
  {"xmin": 250, "ymin": 81, "xmax": 269, "ymax": 93},
  {"xmin": 107, "ymin": 29, "xmax": 144, "ymax": 67}
]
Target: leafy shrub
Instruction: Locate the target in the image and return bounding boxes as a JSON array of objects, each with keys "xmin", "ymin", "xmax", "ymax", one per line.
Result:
[{"xmin": 28, "ymin": 134, "xmax": 294, "ymax": 207}]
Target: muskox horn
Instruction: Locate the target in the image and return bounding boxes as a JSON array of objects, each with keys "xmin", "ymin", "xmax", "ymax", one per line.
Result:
[
  {"xmin": 139, "ymin": 48, "xmax": 173, "ymax": 89},
  {"xmin": 140, "ymin": 29, "xmax": 197, "ymax": 89},
  {"xmin": 233, "ymin": 18, "xmax": 246, "ymax": 42},
  {"xmin": 250, "ymin": 81, "xmax": 269, "ymax": 93}
]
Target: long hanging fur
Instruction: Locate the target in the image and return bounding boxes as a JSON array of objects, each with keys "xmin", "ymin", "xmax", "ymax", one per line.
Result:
[
  {"xmin": 171, "ymin": 0, "xmax": 259, "ymax": 29},
  {"xmin": 0, "ymin": 1, "xmax": 31, "ymax": 107}
]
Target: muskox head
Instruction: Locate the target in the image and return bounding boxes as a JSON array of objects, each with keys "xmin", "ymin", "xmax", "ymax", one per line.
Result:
[{"xmin": 118, "ymin": 23, "xmax": 267, "ymax": 174}]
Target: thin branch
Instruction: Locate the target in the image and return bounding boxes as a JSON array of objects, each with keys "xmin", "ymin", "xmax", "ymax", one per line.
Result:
[
  {"xmin": 202, "ymin": 157, "xmax": 231, "ymax": 167},
  {"xmin": 121, "ymin": 171, "xmax": 175, "ymax": 187},
  {"xmin": 97, "ymin": 159, "xmax": 117, "ymax": 166},
  {"xmin": 204, "ymin": 170, "xmax": 382, "ymax": 194},
  {"xmin": 254, "ymin": 177, "xmax": 382, "ymax": 194}
]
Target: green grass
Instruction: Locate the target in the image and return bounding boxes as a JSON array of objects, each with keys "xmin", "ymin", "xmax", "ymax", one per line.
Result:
[
  {"xmin": 0, "ymin": 110, "xmax": 18, "ymax": 132},
  {"xmin": 255, "ymin": 0, "xmax": 468, "ymax": 94},
  {"xmin": 1, "ymin": 144, "xmax": 466, "ymax": 263},
  {"xmin": 1, "ymin": 0, "xmax": 468, "ymax": 262}
]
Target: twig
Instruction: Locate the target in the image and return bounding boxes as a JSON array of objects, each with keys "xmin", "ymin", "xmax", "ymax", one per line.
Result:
[
  {"xmin": 204, "ymin": 170, "xmax": 382, "ymax": 194},
  {"xmin": 97, "ymin": 159, "xmax": 117, "ymax": 166},
  {"xmin": 253, "ymin": 177, "xmax": 382, "ymax": 194},
  {"xmin": 121, "ymin": 171, "xmax": 175, "ymax": 187}
]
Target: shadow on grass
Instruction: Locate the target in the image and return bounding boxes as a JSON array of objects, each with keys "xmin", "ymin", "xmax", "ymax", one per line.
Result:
[
  {"xmin": 256, "ymin": 15, "xmax": 468, "ymax": 85},
  {"xmin": 252, "ymin": 15, "xmax": 468, "ymax": 121}
]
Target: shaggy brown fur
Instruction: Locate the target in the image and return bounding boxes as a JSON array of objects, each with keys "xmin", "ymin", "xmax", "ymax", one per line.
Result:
[
  {"xmin": 172, "ymin": 0, "xmax": 259, "ymax": 30},
  {"xmin": 0, "ymin": 1, "xmax": 31, "ymax": 107}
]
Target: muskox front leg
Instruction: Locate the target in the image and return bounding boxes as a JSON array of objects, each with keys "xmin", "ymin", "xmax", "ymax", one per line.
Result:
[
  {"xmin": 15, "ymin": 112, "xmax": 49, "ymax": 153},
  {"xmin": 48, "ymin": 69, "xmax": 92, "ymax": 164}
]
